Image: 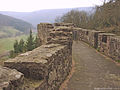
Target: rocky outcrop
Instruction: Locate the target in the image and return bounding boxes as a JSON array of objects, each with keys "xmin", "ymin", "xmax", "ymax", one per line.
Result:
[{"xmin": 0, "ymin": 66, "xmax": 24, "ymax": 90}]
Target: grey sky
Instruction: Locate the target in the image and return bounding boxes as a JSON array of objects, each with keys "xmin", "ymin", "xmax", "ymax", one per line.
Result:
[{"xmin": 0, "ymin": 0, "xmax": 104, "ymax": 12}]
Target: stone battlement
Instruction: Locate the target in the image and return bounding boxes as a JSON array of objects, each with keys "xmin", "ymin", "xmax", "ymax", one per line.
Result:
[
  {"xmin": 4, "ymin": 44, "xmax": 68, "ymax": 79},
  {"xmin": 1, "ymin": 22, "xmax": 120, "ymax": 90},
  {"xmin": 73, "ymin": 27, "xmax": 120, "ymax": 61},
  {"xmin": 3, "ymin": 23, "xmax": 73, "ymax": 90}
]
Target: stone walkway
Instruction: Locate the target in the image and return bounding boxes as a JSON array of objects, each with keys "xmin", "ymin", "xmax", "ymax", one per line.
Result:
[{"xmin": 66, "ymin": 41, "xmax": 120, "ymax": 90}]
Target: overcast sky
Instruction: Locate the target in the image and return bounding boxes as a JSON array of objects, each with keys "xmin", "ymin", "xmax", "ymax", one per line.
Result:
[{"xmin": 0, "ymin": 0, "xmax": 104, "ymax": 12}]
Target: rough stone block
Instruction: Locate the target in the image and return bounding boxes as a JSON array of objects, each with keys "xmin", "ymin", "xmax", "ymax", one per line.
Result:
[
  {"xmin": 37, "ymin": 23, "xmax": 54, "ymax": 44},
  {"xmin": 0, "ymin": 66, "xmax": 24, "ymax": 90},
  {"xmin": 98, "ymin": 33, "xmax": 115, "ymax": 56}
]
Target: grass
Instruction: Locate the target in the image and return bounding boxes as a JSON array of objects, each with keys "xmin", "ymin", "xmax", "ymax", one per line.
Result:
[
  {"xmin": 0, "ymin": 33, "xmax": 36, "ymax": 65},
  {"xmin": 0, "ymin": 35, "xmax": 29, "ymax": 54},
  {"xmin": 0, "ymin": 34, "xmax": 30, "ymax": 65},
  {"xmin": 116, "ymin": 60, "xmax": 120, "ymax": 63},
  {"xmin": 0, "ymin": 33, "xmax": 37, "ymax": 54}
]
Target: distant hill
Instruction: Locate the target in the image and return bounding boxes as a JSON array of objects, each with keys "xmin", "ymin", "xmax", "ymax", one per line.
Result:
[
  {"xmin": 0, "ymin": 26, "xmax": 23, "ymax": 38},
  {"xmin": 0, "ymin": 14, "xmax": 34, "ymax": 38},
  {"xmin": 0, "ymin": 7, "xmax": 94, "ymax": 26}
]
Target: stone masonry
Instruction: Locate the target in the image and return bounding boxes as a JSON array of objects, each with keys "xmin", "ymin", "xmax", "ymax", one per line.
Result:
[
  {"xmin": 98, "ymin": 33, "xmax": 116, "ymax": 56},
  {"xmin": 37, "ymin": 23, "xmax": 54, "ymax": 44},
  {"xmin": 73, "ymin": 28, "xmax": 120, "ymax": 61},
  {"xmin": 0, "ymin": 66, "xmax": 24, "ymax": 90},
  {"xmin": 2, "ymin": 22, "xmax": 120, "ymax": 90},
  {"xmin": 108, "ymin": 36, "xmax": 120, "ymax": 60},
  {"xmin": 4, "ymin": 23, "xmax": 73, "ymax": 90}
]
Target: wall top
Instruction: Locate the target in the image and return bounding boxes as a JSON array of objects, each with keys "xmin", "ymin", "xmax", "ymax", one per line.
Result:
[
  {"xmin": 54, "ymin": 23, "xmax": 75, "ymax": 27},
  {"xmin": 5, "ymin": 44, "xmax": 65, "ymax": 64},
  {"xmin": 99, "ymin": 33, "xmax": 116, "ymax": 36}
]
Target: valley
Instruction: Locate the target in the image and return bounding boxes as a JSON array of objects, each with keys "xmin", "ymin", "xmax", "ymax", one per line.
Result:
[{"xmin": 0, "ymin": 35, "xmax": 29, "ymax": 66}]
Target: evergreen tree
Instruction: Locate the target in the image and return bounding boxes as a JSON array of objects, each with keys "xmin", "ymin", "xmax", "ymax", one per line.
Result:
[
  {"xmin": 14, "ymin": 40, "xmax": 19, "ymax": 53},
  {"xmin": 9, "ymin": 50, "xmax": 16, "ymax": 58},
  {"xmin": 34, "ymin": 36, "xmax": 41, "ymax": 48},
  {"xmin": 26, "ymin": 29, "xmax": 34, "ymax": 51},
  {"xmin": 18, "ymin": 39, "xmax": 25, "ymax": 53}
]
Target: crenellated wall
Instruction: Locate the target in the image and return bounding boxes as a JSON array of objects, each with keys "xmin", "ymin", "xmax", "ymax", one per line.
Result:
[
  {"xmin": 73, "ymin": 28, "xmax": 120, "ymax": 61},
  {"xmin": 1, "ymin": 22, "xmax": 120, "ymax": 90},
  {"xmin": 98, "ymin": 33, "xmax": 116, "ymax": 56},
  {"xmin": 37, "ymin": 23, "xmax": 54, "ymax": 44},
  {"xmin": 108, "ymin": 36, "xmax": 120, "ymax": 60}
]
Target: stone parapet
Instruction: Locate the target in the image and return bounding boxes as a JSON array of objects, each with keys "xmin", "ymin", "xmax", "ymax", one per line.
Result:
[
  {"xmin": 48, "ymin": 26, "xmax": 73, "ymax": 51},
  {"xmin": 4, "ymin": 43, "xmax": 72, "ymax": 90},
  {"xmin": 108, "ymin": 36, "xmax": 120, "ymax": 60},
  {"xmin": 2, "ymin": 22, "xmax": 120, "ymax": 89},
  {"xmin": 37, "ymin": 23, "xmax": 54, "ymax": 44},
  {"xmin": 54, "ymin": 23, "xmax": 75, "ymax": 27},
  {"xmin": 4, "ymin": 23, "xmax": 73, "ymax": 90},
  {"xmin": 73, "ymin": 27, "xmax": 120, "ymax": 61},
  {"xmin": 73, "ymin": 28, "xmax": 104, "ymax": 48},
  {"xmin": 98, "ymin": 33, "xmax": 116, "ymax": 56}
]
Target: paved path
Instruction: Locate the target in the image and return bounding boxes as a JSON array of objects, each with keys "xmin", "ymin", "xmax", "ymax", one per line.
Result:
[{"xmin": 67, "ymin": 41, "xmax": 120, "ymax": 90}]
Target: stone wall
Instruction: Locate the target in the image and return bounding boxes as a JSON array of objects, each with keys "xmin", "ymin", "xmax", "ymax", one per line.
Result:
[
  {"xmin": 98, "ymin": 33, "xmax": 116, "ymax": 56},
  {"xmin": 4, "ymin": 23, "xmax": 73, "ymax": 90},
  {"xmin": 73, "ymin": 28, "xmax": 104, "ymax": 48},
  {"xmin": 2, "ymin": 22, "xmax": 120, "ymax": 90},
  {"xmin": 73, "ymin": 28, "xmax": 120, "ymax": 61},
  {"xmin": 37, "ymin": 23, "xmax": 54, "ymax": 44},
  {"xmin": 4, "ymin": 43, "xmax": 72, "ymax": 90},
  {"xmin": 107, "ymin": 36, "xmax": 120, "ymax": 60},
  {"xmin": 36, "ymin": 23, "xmax": 73, "ymax": 90},
  {"xmin": 0, "ymin": 66, "xmax": 24, "ymax": 90}
]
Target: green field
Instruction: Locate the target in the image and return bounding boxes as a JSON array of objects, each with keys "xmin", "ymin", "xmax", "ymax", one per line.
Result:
[{"xmin": 0, "ymin": 35, "xmax": 29, "ymax": 54}]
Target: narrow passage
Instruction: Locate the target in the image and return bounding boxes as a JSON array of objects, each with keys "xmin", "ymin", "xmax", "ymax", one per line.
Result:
[{"xmin": 67, "ymin": 41, "xmax": 120, "ymax": 90}]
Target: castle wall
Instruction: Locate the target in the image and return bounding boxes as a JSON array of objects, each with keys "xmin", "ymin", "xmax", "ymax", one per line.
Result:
[
  {"xmin": 4, "ymin": 23, "xmax": 73, "ymax": 90},
  {"xmin": 2, "ymin": 22, "xmax": 120, "ymax": 90},
  {"xmin": 37, "ymin": 23, "xmax": 54, "ymax": 44},
  {"xmin": 73, "ymin": 28, "xmax": 120, "ymax": 61},
  {"xmin": 107, "ymin": 36, "xmax": 120, "ymax": 60},
  {"xmin": 98, "ymin": 33, "xmax": 116, "ymax": 56}
]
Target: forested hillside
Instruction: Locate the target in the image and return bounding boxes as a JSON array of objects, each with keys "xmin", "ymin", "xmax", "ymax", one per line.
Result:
[
  {"xmin": 0, "ymin": 7, "xmax": 93, "ymax": 26},
  {"xmin": 0, "ymin": 14, "xmax": 33, "ymax": 38},
  {"xmin": 58, "ymin": 0, "xmax": 120, "ymax": 35}
]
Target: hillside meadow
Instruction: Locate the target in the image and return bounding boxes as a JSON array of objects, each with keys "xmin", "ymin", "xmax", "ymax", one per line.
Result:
[{"xmin": 0, "ymin": 35, "xmax": 29, "ymax": 54}]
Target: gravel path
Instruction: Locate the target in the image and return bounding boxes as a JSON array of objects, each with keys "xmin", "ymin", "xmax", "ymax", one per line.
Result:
[{"xmin": 66, "ymin": 41, "xmax": 120, "ymax": 90}]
